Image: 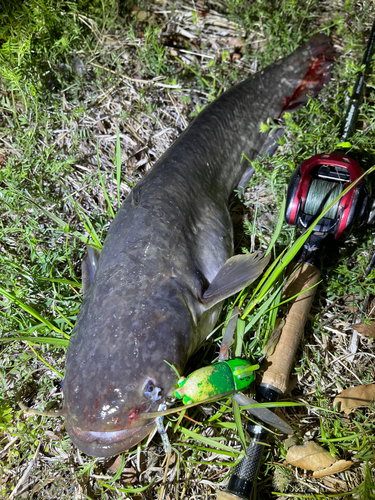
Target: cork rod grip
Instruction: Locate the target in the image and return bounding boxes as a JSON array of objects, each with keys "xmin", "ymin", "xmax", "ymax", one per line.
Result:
[
  {"xmin": 261, "ymin": 262, "xmax": 321, "ymax": 394},
  {"xmin": 216, "ymin": 491, "xmax": 243, "ymax": 500}
]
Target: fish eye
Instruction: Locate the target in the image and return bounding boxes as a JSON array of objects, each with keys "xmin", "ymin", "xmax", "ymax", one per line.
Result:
[
  {"xmin": 142, "ymin": 378, "xmax": 162, "ymax": 402},
  {"xmin": 143, "ymin": 379, "xmax": 156, "ymax": 398}
]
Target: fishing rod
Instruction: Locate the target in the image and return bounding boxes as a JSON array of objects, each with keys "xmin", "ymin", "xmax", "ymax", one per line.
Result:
[{"xmin": 217, "ymin": 20, "xmax": 375, "ymax": 500}]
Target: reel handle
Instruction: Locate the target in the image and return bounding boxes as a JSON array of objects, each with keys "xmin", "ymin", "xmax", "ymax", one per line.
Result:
[{"xmin": 261, "ymin": 262, "xmax": 321, "ymax": 393}]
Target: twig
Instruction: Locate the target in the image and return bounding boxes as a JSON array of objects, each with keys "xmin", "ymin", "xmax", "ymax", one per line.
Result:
[{"xmin": 159, "ymin": 452, "xmax": 172, "ymax": 500}]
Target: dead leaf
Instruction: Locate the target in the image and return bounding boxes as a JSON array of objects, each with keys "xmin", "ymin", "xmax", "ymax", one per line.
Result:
[
  {"xmin": 97, "ymin": 120, "xmax": 106, "ymax": 133},
  {"xmin": 352, "ymin": 321, "xmax": 375, "ymax": 339},
  {"xmin": 286, "ymin": 442, "xmax": 352, "ymax": 478},
  {"xmin": 344, "ymin": 294, "xmax": 359, "ymax": 312},
  {"xmin": 108, "ymin": 455, "xmax": 123, "ymax": 473},
  {"xmin": 286, "ymin": 441, "xmax": 334, "ymax": 471},
  {"xmin": 333, "ymin": 384, "xmax": 375, "ymax": 414},
  {"xmin": 107, "ymin": 457, "xmax": 137, "ymax": 483},
  {"xmin": 313, "ymin": 460, "xmax": 352, "ymax": 478}
]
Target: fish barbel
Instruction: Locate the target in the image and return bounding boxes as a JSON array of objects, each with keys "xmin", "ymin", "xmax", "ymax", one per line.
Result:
[{"xmin": 63, "ymin": 34, "xmax": 334, "ymax": 457}]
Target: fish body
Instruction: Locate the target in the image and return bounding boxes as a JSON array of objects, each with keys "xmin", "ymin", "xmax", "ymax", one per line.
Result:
[{"xmin": 63, "ymin": 35, "xmax": 334, "ymax": 457}]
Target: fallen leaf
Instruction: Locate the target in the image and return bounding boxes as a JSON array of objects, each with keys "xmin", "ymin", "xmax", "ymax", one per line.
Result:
[
  {"xmin": 333, "ymin": 384, "xmax": 375, "ymax": 414},
  {"xmin": 107, "ymin": 457, "xmax": 137, "ymax": 483},
  {"xmin": 108, "ymin": 455, "xmax": 123, "ymax": 473},
  {"xmin": 286, "ymin": 441, "xmax": 334, "ymax": 471},
  {"xmin": 313, "ymin": 460, "xmax": 352, "ymax": 478},
  {"xmin": 352, "ymin": 321, "xmax": 375, "ymax": 339},
  {"xmin": 286, "ymin": 442, "xmax": 352, "ymax": 478},
  {"xmin": 97, "ymin": 120, "xmax": 106, "ymax": 133}
]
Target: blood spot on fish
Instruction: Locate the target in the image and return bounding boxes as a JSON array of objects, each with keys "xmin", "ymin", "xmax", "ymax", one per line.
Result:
[
  {"xmin": 281, "ymin": 37, "xmax": 335, "ymax": 114},
  {"xmin": 128, "ymin": 409, "xmax": 140, "ymax": 423}
]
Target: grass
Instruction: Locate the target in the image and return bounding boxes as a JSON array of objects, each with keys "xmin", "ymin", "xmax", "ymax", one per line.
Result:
[{"xmin": 1, "ymin": 0, "xmax": 375, "ymax": 499}]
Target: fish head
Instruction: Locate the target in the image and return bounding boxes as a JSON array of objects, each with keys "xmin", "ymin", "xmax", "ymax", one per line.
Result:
[
  {"xmin": 63, "ymin": 364, "xmax": 170, "ymax": 457},
  {"xmin": 63, "ymin": 278, "xmax": 194, "ymax": 457}
]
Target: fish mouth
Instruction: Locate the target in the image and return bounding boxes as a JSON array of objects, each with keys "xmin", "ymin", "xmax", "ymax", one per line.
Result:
[{"xmin": 66, "ymin": 419, "xmax": 155, "ymax": 457}]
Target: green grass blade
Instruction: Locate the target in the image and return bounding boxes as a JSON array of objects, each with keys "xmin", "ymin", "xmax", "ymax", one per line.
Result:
[
  {"xmin": 238, "ymin": 401, "xmax": 303, "ymax": 410},
  {"xmin": 105, "ymin": 453, "xmax": 126, "ymax": 483},
  {"xmin": 101, "ymin": 478, "xmax": 156, "ymax": 494},
  {"xmin": 37, "ymin": 277, "xmax": 81, "ymax": 287},
  {"xmin": 27, "ymin": 341, "xmax": 63, "ymax": 378},
  {"xmin": 243, "ymin": 282, "xmax": 284, "ymax": 335},
  {"xmin": 0, "ymin": 336, "xmax": 69, "ymax": 347},
  {"xmin": 0, "ymin": 286, "xmax": 69, "ymax": 338},
  {"xmin": 69, "ymin": 196, "xmax": 102, "ymax": 248},
  {"xmin": 6, "ymin": 191, "xmax": 92, "ymax": 245},
  {"xmin": 97, "ymin": 143, "xmax": 115, "ymax": 219},
  {"xmin": 173, "ymin": 56, "xmax": 210, "ymax": 87},
  {"xmin": 265, "ymin": 192, "xmax": 286, "ymax": 256},
  {"xmin": 179, "ymin": 426, "xmax": 243, "ymax": 455},
  {"xmin": 232, "ymin": 397, "xmax": 247, "ymax": 449}
]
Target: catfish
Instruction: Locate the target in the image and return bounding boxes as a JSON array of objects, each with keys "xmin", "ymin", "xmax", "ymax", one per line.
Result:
[{"xmin": 63, "ymin": 34, "xmax": 335, "ymax": 457}]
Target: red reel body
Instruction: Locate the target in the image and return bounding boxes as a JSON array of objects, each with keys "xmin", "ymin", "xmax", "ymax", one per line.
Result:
[{"xmin": 285, "ymin": 153, "xmax": 371, "ymax": 240}]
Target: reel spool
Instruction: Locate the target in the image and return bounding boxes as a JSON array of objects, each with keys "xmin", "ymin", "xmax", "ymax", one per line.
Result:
[{"xmin": 285, "ymin": 153, "xmax": 372, "ymax": 240}]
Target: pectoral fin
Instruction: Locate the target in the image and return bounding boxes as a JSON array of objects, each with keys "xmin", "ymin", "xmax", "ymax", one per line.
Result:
[
  {"xmin": 82, "ymin": 245, "xmax": 101, "ymax": 294},
  {"xmin": 202, "ymin": 252, "xmax": 270, "ymax": 308}
]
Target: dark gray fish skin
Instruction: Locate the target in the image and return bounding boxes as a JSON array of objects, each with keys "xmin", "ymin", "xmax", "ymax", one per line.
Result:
[{"xmin": 63, "ymin": 34, "xmax": 335, "ymax": 457}]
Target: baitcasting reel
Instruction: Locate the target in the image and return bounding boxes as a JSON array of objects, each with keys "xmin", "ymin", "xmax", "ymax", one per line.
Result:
[{"xmin": 285, "ymin": 152, "xmax": 375, "ymax": 240}]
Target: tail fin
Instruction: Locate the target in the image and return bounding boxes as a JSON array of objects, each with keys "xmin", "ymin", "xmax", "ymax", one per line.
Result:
[{"xmin": 281, "ymin": 34, "xmax": 336, "ymax": 113}]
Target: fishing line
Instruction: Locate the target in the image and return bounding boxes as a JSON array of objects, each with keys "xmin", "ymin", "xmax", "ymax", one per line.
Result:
[{"xmin": 304, "ymin": 178, "xmax": 344, "ymax": 219}]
